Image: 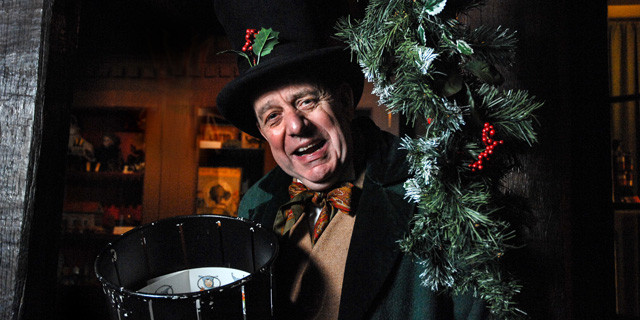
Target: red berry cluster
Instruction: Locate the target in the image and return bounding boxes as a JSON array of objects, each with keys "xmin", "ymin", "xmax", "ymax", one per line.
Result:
[
  {"xmin": 242, "ymin": 29, "xmax": 259, "ymax": 53},
  {"xmin": 469, "ymin": 122, "xmax": 504, "ymax": 171}
]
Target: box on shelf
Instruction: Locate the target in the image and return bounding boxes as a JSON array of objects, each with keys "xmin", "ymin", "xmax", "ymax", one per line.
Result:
[
  {"xmin": 200, "ymin": 122, "xmax": 240, "ymax": 149},
  {"xmin": 61, "ymin": 201, "xmax": 103, "ymax": 234}
]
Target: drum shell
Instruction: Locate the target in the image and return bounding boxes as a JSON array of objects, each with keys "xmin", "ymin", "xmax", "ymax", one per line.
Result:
[{"xmin": 95, "ymin": 215, "xmax": 278, "ymax": 320}]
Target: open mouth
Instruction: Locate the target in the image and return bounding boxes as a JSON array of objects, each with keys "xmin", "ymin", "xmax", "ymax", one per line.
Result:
[{"xmin": 293, "ymin": 140, "xmax": 326, "ymax": 156}]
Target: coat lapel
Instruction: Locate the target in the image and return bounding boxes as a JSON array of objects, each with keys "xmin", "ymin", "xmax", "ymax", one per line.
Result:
[
  {"xmin": 338, "ymin": 123, "xmax": 415, "ymax": 319},
  {"xmin": 339, "ymin": 176, "xmax": 415, "ymax": 319}
]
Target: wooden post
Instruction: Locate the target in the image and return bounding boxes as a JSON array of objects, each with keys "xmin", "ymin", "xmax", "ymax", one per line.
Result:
[
  {"xmin": 0, "ymin": 0, "xmax": 52, "ymax": 319},
  {"xmin": 465, "ymin": 1, "xmax": 615, "ymax": 319}
]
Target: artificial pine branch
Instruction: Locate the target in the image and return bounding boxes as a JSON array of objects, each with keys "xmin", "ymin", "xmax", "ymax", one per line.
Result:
[
  {"xmin": 462, "ymin": 25, "xmax": 519, "ymax": 67},
  {"xmin": 337, "ymin": 0, "xmax": 542, "ymax": 319}
]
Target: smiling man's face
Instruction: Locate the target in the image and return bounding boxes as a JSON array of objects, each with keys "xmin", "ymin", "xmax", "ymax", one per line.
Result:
[{"xmin": 254, "ymin": 82, "xmax": 354, "ymax": 191}]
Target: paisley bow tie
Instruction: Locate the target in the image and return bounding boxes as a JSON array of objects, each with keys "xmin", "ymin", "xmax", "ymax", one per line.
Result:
[{"xmin": 273, "ymin": 180, "xmax": 354, "ymax": 244}]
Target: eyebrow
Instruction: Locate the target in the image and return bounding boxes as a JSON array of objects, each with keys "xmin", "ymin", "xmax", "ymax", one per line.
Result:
[
  {"xmin": 254, "ymin": 100, "xmax": 275, "ymax": 121},
  {"xmin": 291, "ymin": 88, "xmax": 320, "ymax": 102}
]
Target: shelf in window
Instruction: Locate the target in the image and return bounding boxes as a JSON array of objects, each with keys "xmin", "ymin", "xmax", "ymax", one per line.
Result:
[
  {"xmin": 613, "ymin": 202, "xmax": 640, "ymax": 211},
  {"xmin": 60, "ymin": 231, "xmax": 120, "ymax": 244},
  {"xmin": 65, "ymin": 171, "xmax": 144, "ymax": 183}
]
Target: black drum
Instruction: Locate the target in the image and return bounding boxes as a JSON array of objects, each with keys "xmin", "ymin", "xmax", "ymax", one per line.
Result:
[{"xmin": 95, "ymin": 215, "xmax": 279, "ymax": 320}]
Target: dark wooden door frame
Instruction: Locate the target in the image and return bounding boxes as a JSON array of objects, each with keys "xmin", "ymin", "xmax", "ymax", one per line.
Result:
[{"xmin": 0, "ymin": 0, "xmax": 54, "ymax": 319}]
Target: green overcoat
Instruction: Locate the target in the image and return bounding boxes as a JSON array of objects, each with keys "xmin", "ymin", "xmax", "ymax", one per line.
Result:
[{"xmin": 238, "ymin": 118, "xmax": 487, "ymax": 320}]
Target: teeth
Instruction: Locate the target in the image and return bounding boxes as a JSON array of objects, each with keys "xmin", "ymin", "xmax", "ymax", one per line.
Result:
[{"xmin": 297, "ymin": 142, "xmax": 318, "ymax": 153}]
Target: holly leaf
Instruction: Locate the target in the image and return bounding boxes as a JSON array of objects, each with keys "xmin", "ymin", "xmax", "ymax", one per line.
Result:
[
  {"xmin": 456, "ymin": 40, "xmax": 474, "ymax": 55},
  {"xmin": 440, "ymin": 32, "xmax": 454, "ymax": 47},
  {"xmin": 260, "ymin": 30, "xmax": 279, "ymax": 56},
  {"xmin": 253, "ymin": 28, "xmax": 280, "ymax": 62},
  {"xmin": 425, "ymin": 0, "xmax": 447, "ymax": 15},
  {"xmin": 417, "ymin": 25, "xmax": 427, "ymax": 45}
]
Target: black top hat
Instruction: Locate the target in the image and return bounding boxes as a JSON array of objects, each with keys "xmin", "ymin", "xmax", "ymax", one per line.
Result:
[{"xmin": 214, "ymin": 0, "xmax": 364, "ymax": 138}]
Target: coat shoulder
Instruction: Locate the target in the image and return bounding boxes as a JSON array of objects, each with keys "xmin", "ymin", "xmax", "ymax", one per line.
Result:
[{"xmin": 238, "ymin": 166, "xmax": 290, "ymax": 225}]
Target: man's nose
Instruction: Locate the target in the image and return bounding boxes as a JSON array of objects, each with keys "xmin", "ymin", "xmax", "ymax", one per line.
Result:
[{"xmin": 285, "ymin": 110, "xmax": 310, "ymax": 136}]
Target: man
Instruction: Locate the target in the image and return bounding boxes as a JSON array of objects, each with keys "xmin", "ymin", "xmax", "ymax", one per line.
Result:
[{"xmin": 214, "ymin": 0, "xmax": 487, "ymax": 319}]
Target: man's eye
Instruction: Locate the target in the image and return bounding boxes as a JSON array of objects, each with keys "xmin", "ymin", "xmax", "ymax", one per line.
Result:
[
  {"xmin": 264, "ymin": 112, "xmax": 279, "ymax": 123},
  {"xmin": 298, "ymin": 98, "xmax": 317, "ymax": 109}
]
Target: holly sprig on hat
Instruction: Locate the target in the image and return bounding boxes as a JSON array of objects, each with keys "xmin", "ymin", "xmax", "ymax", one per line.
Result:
[{"xmin": 220, "ymin": 27, "xmax": 280, "ymax": 67}]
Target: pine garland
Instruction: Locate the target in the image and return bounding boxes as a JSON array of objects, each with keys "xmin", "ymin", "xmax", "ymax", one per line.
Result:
[{"xmin": 336, "ymin": 0, "xmax": 542, "ymax": 319}]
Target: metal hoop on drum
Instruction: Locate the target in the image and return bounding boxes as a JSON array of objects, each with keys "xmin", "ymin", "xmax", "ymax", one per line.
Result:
[{"xmin": 95, "ymin": 215, "xmax": 279, "ymax": 320}]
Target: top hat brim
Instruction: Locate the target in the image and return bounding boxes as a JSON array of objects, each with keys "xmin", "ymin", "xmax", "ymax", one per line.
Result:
[{"xmin": 216, "ymin": 46, "xmax": 364, "ymax": 138}]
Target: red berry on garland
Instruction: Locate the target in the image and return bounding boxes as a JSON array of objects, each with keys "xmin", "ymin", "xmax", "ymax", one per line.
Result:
[{"xmin": 470, "ymin": 122, "xmax": 504, "ymax": 171}]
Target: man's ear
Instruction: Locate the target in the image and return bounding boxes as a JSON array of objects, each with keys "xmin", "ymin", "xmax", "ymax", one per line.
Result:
[{"xmin": 337, "ymin": 82, "xmax": 355, "ymax": 120}]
